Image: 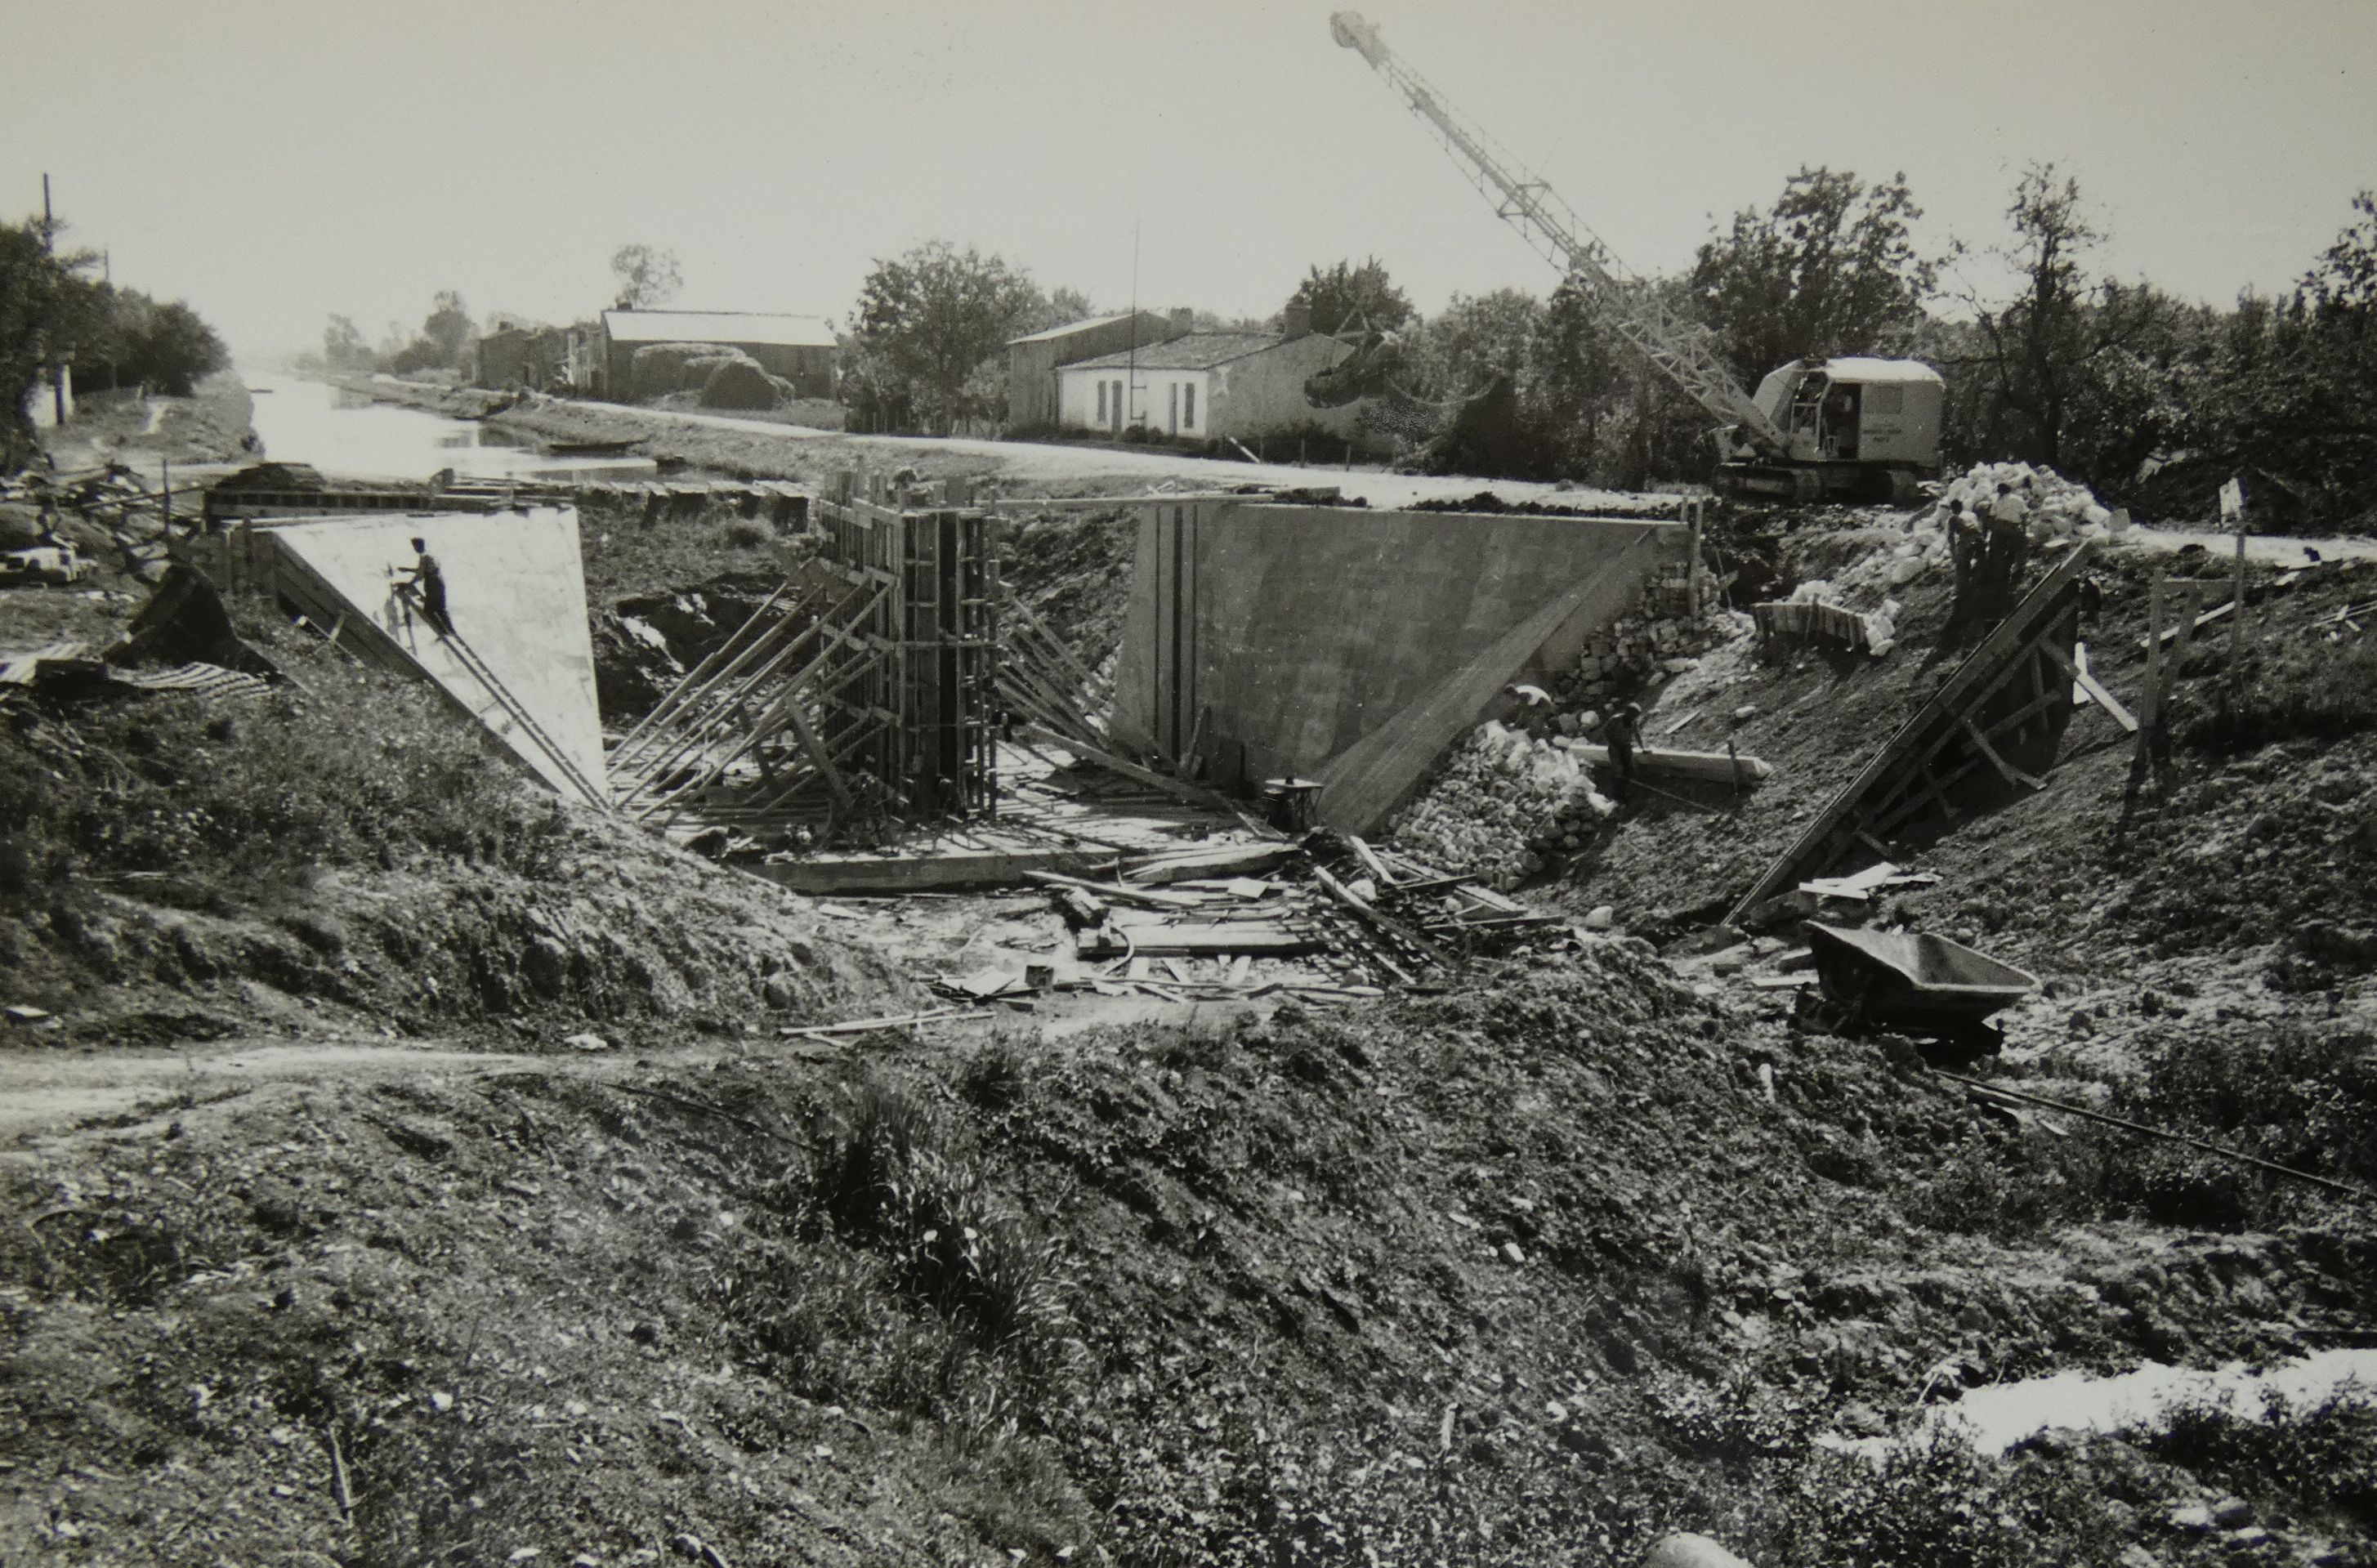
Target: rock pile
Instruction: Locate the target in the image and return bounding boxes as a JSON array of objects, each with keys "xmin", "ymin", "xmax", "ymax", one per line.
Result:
[
  {"xmin": 1389, "ymin": 562, "xmax": 1744, "ymax": 888},
  {"xmin": 1556, "ymin": 561, "xmax": 1730, "ymax": 714},
  {"xmin": 1390, "ymin": 721, "xmax": 1616, "ymax": 888},
  {"xmin": 1934, "ymin": 460, "xmax": 2122, "ymax": 547}
]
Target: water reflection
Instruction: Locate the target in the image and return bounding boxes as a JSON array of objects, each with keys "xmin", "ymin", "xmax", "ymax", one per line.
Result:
[{"xmin": 248, "ymin": 374, "xmax": 654, "ymax": 483}]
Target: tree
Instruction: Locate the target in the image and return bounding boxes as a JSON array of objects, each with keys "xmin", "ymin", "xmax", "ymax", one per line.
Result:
[
  {"xmin": 107, "ymin": 293, "xmax": 227, "ymax": 395},
  {"xmin": 1407, "ymin": 288, "xmax": 1539, "ymax": 400},
  {"xmin": 0, "ymin": 217, "xmax": 101, "ymax": 472},
  {"xmin": 1688, "ymin": 167, "xmax": 1937, "ymax": 386},
  {"xmin": 1286, "ymin": 258, "xmax": 1413, "ymax": 337},
  {"xmin": 422, "ymin": 290, "xmax": 474, "ymax": 367},
  {"xmin": 323, "ymin": 314, "xmax": 372, "ymax": 371},
  {"xmin": 610, "ymin": 243, "xmax": 683, "ymax": 311},
  {"xmin": 847, "ymin": 241, "xmax": 1043, "ymax": 433},
  {"xmin": 1952, "ymin": 164, "xmax": 2166, "ymax": 474}
]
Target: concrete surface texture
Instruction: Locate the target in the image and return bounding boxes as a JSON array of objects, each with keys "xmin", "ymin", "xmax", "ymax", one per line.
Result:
[
  {"xmin": 1112, "ymin": 500, "xmax": 1687, "ymax": 789},
  {"xmin": 266, "ymin": 507, "xmax": 607, "ymax": 802}
]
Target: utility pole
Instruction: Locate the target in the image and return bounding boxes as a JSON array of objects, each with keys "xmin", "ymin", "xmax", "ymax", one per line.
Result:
[{"xmin": 1125, "ymin": 220, "xmax": 1141, "ymax": 436}]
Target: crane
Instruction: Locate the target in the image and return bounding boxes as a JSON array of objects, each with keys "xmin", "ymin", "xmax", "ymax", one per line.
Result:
[{"xmin": 1329, "ymin": 11, "xmax": 1941, "ymax": 503}]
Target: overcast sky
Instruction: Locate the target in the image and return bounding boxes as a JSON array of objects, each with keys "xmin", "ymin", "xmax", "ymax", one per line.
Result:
[{"xmin": 7, "ymin": 0, "xmax": 2372, "ymax": 364}]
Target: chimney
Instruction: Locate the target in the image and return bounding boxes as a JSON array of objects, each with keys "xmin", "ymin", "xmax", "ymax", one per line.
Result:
[
  {"xmin": 1168, "ymin": 306, "xmax": 1193, "ymax": 337},
  {"xmin": 1281, "ymin": 301, "xmax": 1312, "ymax": 340}
]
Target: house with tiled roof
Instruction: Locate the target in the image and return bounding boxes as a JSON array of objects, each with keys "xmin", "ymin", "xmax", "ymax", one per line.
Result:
[{"xmin": 1054, "ymin": 315, "xmax": 1358, "ymax": 444}]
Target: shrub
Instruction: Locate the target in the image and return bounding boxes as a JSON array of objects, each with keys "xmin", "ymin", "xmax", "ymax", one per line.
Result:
[
  {"xmin": 806, "ymin": 1075, "xmax": 1072, "ymax": 1378},
  {"xmin": 2134, "ymin": 1390, "xmax": 2377, "ymax": 1534}
]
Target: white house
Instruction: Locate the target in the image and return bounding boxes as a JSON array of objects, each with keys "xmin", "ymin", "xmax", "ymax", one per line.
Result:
[{"xmin": 1054, "ymin": 329, "xmax": 1358, "ymax": 444}]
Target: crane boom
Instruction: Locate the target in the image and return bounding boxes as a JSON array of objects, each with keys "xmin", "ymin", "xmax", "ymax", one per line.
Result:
[{"xmin": 1329, "ymin": 11, "xmax": 1787, "ymax": 454}]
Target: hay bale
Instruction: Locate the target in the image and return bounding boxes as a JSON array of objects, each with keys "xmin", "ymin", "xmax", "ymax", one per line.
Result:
[
  {"xmin": 699, "ymin": 358, "xmax": 787, "ymax": 410},
  {"xmin": 631, "ymin": 342, "xmax": 764, "ymax": 401}
]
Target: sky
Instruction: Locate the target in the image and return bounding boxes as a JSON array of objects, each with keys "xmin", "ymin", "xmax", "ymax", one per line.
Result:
[{"xmin": 7, "ymin": 0, "xmax": 2373, "ymax": 365}]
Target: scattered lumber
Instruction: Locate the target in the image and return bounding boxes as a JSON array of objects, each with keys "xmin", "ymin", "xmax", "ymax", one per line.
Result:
[
  {"xmin": 778, "ymin": 1006, "xmax": 989, "ymax": 1039},
  {"xmin": 1566, "ymin": 742, "xmax": 1774, "ymax": 784},
  {"xmin": 1020, "ymin": 723, "xmax": 1246, "ymax": 817},
  {"xmin": 1076, "ymin": 925, "xmax": 1325, "ymax": 959},
  {"xmin": 1122, "ymin": 842, "xmax": 1298, "ymax": 885},
  {"xmin": 1024, "ymin": 869, "xmax": 1205, "ymax": 911},
  {"xmin": 2139, "ymin": 596, "xmax": 2235, "ymax": 650}
]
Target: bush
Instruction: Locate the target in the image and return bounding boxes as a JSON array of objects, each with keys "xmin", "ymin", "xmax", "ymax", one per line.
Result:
[
  {"xmin": 806, "ymin": 1075, "xmax": 1071, "ymax": 1378},
  {"xmin": 2137, "ymin": 1390, "xmax": 2377, "ymax": 1534}
]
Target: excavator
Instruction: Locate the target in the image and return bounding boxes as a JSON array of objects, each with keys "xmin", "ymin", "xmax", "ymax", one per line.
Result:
[{"xmin": 1325, "ymin": 11, "xmax": 1942, "ymax": 503}]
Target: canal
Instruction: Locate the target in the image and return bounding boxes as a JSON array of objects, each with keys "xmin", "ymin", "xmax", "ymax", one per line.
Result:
[{"xmin": 245, "ymin": 373, "xmax": 654, "ymax": 484}]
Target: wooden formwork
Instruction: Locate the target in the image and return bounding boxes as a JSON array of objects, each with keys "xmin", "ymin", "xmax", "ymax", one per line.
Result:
[
  {"xmin": 612, "ymin": 471, "xmax": 1001, "ymax": 830},
  {"xmin": 1726, "ymin": 543, "xmax": 2097, "ymax": 922}
]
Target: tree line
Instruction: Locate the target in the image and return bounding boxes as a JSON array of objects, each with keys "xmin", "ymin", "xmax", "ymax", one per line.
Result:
[
  {"xmin": 2, "ymin": 215, "xmax": 230, "ymax": 472},
  {"xmin": 1386, "ymin": 163, "xmax": 2377, "ymax": 528}
]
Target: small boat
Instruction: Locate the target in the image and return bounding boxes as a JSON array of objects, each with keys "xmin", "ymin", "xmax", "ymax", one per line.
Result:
[{"xmin": 1805, "ymin": 922, "xmax": 2036, "ymax": 1034}]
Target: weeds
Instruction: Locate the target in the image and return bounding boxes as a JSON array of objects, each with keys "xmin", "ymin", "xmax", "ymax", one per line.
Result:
[
  {"xmin": 2183, "ymin": 639, "xmax": 2377, "ymax": 753},
  {"xmin": 0, "ymin": 671, "xmax": 570, "ymax": 918},
  {"xmin": 2135, "ymin": 1389, "xmax": 2377, "ymax": 1534}
]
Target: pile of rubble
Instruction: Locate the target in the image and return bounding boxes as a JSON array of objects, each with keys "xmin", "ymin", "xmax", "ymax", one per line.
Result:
[
  {"xmin": 1933, "ymin": 460, "xmax": 2123, "ymax": 546},
  {"xmin": 1553, "ymin": 559, "xmax": 1731, "ymax": 714},
  {"xmin": 1, "ymin": 466, "xmax": 181, "ymax": 584},
  {"xmin": 1389, "ymin": 720, "xmax": 1616, "ymax": 888}
]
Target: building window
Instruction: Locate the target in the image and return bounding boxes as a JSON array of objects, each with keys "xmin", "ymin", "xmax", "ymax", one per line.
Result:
[
  {"xmin": 1168, "ymin": 383, "xmax": 1179, "ymax": 431},
  {"xmin": 1183, "ymin": 382, "xmax": 1195, "ymax": 429},
  {"xmin": 1095, "ymin": 381, "xmax": 1106, "ymax": 423}
]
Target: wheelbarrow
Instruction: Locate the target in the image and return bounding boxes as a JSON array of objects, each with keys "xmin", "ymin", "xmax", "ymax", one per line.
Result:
[{"xmin": 1803, "ymin": 922, "xmax": 2037, "ymax": 1051}]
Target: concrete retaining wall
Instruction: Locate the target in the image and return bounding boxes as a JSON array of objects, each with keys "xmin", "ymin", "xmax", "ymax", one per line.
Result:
[
  {"xmin": 1111, "ymin": 500, "xmax": 1690, "ymax": 793},
  {"xmin": 261, "ymin": 508, "xmax": 607, "ymax": 803}
]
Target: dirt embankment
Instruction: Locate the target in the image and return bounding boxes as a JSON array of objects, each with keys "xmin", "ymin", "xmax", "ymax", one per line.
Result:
[
  {"xmin": 0, "ymin": 593, "xmax": 902, "ymax": 1049},
  {"xmin": 6, "ymin": 936, "xmax": 2372, "ymax": 1566},
  {"xmin": 35, "ymin": 369, "xmax": 260, "ymax": 472}
]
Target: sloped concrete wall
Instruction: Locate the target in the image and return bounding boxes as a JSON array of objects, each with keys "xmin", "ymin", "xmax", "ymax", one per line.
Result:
[
  {"xmin": 265, "ymin": 508, "xmax": 606, "ymax": 803},
  {"xmin": 1112, "ymin": 500, "xmax": 1688, "ymax": 790}
]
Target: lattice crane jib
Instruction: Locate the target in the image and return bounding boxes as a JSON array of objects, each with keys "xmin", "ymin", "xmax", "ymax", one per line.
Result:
[{"xmin": 1328, "ymin": 11, "xmax": 1785, "ymax": 455}]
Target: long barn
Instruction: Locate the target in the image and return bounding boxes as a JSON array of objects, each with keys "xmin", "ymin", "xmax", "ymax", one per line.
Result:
[{"xmin": 596, "ymin": 310, "xmax": 837, "ymax": 400}]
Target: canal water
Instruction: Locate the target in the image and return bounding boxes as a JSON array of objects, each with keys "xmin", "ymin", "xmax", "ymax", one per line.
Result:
[{"xmin": 246, "ymin": 373, "xmax": 655, "ymax": 484}]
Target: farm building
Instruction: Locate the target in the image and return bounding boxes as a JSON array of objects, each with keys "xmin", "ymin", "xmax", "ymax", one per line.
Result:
[
  {"xmin": 596, "ymin": 310, "xmax": 837, "ymax": 400},
  {"xmin": 472, "ymin": 325, "xmax": 570, "ymax": 391},
  {"xmin": 1054, "ymin": 327, "xmax": 1358, "ymax": 444},
  {"xmin": 1003, "ymin": 310, "xmax": 1182, "ymax": 430}
]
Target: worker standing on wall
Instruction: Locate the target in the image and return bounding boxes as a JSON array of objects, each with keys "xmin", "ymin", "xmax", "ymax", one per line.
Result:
[
  {"xmin": 400, "ymin": 536, "xmax": 454, "ymax": 637},
  {"xmin": 1604, "ymin": 700, "xmax": 1646, "ymax": 803}
]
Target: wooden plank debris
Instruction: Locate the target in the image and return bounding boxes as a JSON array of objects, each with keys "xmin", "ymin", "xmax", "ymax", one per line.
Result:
[{"xmin": 1077, "ymin": 926, "xmax": 1325, "ymax": 958}]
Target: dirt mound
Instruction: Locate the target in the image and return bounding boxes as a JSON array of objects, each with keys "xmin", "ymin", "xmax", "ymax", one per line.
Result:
[
  {"xmin": 0, "ymin": 603, "xmax": 899, "ymax": 1042},
  {"xmin": 993, "ymin": 506, "xmax": 1137, "ymax": 667}
]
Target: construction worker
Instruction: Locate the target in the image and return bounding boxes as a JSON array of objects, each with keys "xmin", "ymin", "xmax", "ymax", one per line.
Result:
[
  {"xmin": 1604, "ymin": 700, "xmax": 1646, "ymax": 803},
  {"xmin": 400, "ymin": 536, "xmax": 453, "ymax": 637}
]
